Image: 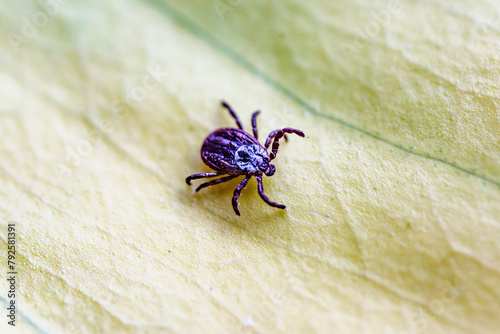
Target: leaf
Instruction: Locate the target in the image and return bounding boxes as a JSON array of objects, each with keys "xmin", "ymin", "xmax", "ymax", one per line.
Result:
[{"xmin": 1, "ymin": 0, "xmax": 499, "ymax": 333}]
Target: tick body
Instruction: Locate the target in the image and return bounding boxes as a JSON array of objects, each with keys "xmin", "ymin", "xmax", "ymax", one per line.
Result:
[{"xmin": 186, "ymin": 101, "xmax": 305, "ymax": 216}]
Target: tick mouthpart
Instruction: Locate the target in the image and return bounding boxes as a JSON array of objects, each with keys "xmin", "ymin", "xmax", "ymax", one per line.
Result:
[{"xmin": 264, "ymin": 164, "xmax": 276, "ymax": 177}]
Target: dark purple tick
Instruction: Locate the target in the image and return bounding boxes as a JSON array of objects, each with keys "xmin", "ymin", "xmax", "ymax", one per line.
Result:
[{"xmin": 186, "ymin": 101, "xmax": 305, "ymax": 216}]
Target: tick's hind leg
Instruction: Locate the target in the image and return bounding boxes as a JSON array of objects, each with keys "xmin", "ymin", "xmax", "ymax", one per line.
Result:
[
  {"xmin": 195, "ymin": 174, "xmax": 240, "ymax": 192},
  {"xmin": 186, "ymin": 172, "xmax": 226, "ymax": 185},
  {"xmin": 232, "ymin": 175, "xmax": 251, "ymax": 216},
  {"xmin": 255, "ymin": 174, "xmax": 286, "ymax": 210},
  {"xmin": 265, "ymin": 128, "xmax": 305, "ymax": 160},
  {"xmin": 221, "ymin": 101, "xmax": 244, "ymax": 130}
]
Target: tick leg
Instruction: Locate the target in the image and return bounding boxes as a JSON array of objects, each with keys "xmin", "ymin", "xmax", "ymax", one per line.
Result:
[
  {"xmin": 264, "ymin": 129, "xmax": 280, "ymax": 148},
  {"xmin": 232, "ymin": 175, "xmax": 251, "ymax": 216},
  {"xmin": 221, "ymin": 101, "xmax": 244, "ymax": 130},
  {"xmin": 195, "ymin": 175, "xmax": 240, "ymax": 192},
  {"xmin": 255, "ymin": 174, "xmax": 286, "ymax": 209},
  {"xmin": 265, "ymin": 128, "xmax": 305, "ymax": 160},
  {"xmin": 251, "ymin": 111, "xmax": 260, "ymax": 140},
  {"xmin": 186, "ymin": 172, "xmax": 226, "ymax": 185},
  {"xmin": 264, "ymin": 130, "xmax": 289, "ymax": 148}
]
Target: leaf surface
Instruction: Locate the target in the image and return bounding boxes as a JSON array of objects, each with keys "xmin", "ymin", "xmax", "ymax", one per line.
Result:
[{"xmin": 1, "ymin": 0, "xmax": 499, "ymax": 333}]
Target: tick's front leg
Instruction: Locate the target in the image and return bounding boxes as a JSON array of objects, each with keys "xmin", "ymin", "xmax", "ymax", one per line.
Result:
[
  {"xmin": 255, "ymin": 174, "xmax": 286, "ymax": 209},
  {"xmin": 265, "ymin": 128, "xmax": 305, "ymax": 160}
]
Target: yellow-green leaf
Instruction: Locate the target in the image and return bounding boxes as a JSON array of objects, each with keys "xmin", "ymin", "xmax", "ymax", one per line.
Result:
[{"xmin": 1, "ymin": 0, "xmax": 499, "ymax": 333}]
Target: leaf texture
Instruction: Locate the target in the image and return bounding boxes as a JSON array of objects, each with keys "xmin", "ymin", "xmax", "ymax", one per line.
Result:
[{"xmin": 0, "ymin": 0, "xmax": 499, "ymax": 333}]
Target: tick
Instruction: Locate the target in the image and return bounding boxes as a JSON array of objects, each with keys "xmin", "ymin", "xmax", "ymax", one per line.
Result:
[{"xmin": 186, "ymin": 101, "xmax": 305, "ymax": 216}]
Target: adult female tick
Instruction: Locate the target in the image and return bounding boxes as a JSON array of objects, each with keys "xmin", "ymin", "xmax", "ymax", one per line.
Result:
[{"xmin": 186, "ymin": 101, "xmax": 305, "ymax": 216}]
